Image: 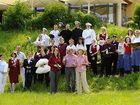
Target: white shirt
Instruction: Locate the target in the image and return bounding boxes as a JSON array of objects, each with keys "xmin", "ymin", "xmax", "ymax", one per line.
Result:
[
  {"xmin": 117, "ymin": 42, "xmax": 124, "ymax": 55},
  {"xmin": 130, "ymin": 35, "xmax": 135, "ymax": 43},
  {"xmin": 132, "ymin": 36, "xmax": 140, "ymax": 43},
  {"xmin": 0, "ymin": 60, "xmax": 8, "ymax": 73},
  {"xmin": 50, "ymin": 30, "xmax": 60, "ymax": 46},
  {"xmin": 82, "ymin": 28, "xmax": 96, "ymax": 45},
  {"xmin": 16, "ymin": 52, "xmax": 26, "ymax": 62},
  {"xmin": 40, "ymin": 34, "xmax": 50, "ymax": 47},
  {"xmin": 76, "ymin": 44, "xmax": 87, "ymax": 51}
]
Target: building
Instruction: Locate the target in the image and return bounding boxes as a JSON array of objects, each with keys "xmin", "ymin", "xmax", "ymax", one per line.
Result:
[{"xmin": 0, "ymin": 0, "xmax": 139, "ymax": 26}]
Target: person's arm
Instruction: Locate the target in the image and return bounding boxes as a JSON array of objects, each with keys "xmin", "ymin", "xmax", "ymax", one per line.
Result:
[{"xmin": 82, "ymin": 56, "xmax": 89, "ymax": 66}]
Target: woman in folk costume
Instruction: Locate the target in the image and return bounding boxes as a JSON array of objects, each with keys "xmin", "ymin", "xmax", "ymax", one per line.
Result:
[
  {"xmin": 58, "ymin": 37, "xmax": 67, "ymax": 74},
  {"xmin": 117, "ymin": 37, "xmax": 125, "ymax": 76},
  {"xmin": 123, "ymin": 37, "xmax": 132, "ymax": 74},
  {"xmin": 75, "ymin": 48, "xmax": 90, "ymax": 95},
  {"xmin": 97, "ymin": 26, "xmax": 108, "ymax": 75},
  {"xmin": 48, "ymin": 48, "xmax": 62, "ymax": 94},
  {"xmin": 89, "ymin": 39, "xmax": 100, "ymax": 75},
  {"xmin": 0, "ymin": 54, "xmax": 8, "ymax": 94},
  {"xmin": 126, "ymin": 28, "xmax": 135, "ymax": 43},
  {"xmin": 8, "ymin": 52, "xmax": 20, "ymax": 92},
  {"xmin": 131, "ymin": 30, "xmax": 140, "ymax": 72}
]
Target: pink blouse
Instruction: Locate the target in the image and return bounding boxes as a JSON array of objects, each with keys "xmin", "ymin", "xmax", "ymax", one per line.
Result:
[{"xmin": 76, "ymin": 55, "xmax": 89, "ymax": 72}]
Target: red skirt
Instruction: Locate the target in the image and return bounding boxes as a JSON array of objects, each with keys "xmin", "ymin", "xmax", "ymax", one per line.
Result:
[{"xmin": 9, "ymin": 67, "xmax": 19, "ymax": 83}]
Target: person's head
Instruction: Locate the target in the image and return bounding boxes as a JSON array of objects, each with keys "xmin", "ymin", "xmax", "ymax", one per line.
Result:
[
  {"xmin": 0, "ymin": 54, "xmax": 3, "ymax": 60},
  {"xmin": 11, "ymin": 52, "xmax": 17, "ymax": 58},
  {"xmin": 78, "ymin": 37, "xmax": 84, "ymax": 45},
  {"xmin": 58, "ymin": 22, "xmax": 64, "ymax": 29},
  {"xmin": 125, "ymin": 37, "xmax": 131, "ymax": 43},
  {"xmin": 16, "ymin": 45, "xmax": 21, "ymax": 52},
  {"xmin": 53, "ymin": 47, "xmax": 60, "ymax": 57},
  {"xmin": 92, "ymin": 39, "xmax": 97, "ymax": 45},
  {"xmin": 66, "ymin": 24, "xmax": 71, "ymax": 30},
  {"xmin": 112, "ymin": 35, "xmax": 117, "ymax": 42},
  {"xmin": 50, "ymin": 38, "xmax": 55, "ymax": 45},
  {"xmin": 128, "ymin": 28, "xmax": 133, "ymax": 36},
  {"xmin": 68, "ymin": 38, "xmax": 74, "ymax": 45},
  {"xmin": 106, "ymin": 38, "xmax": 111, "ymax": 44},
  {"xmin": 119, "ymin": 36, "xmax": 124, "ymax": 43},
  {"xmin": 135, "ymin": 30, "xmax": 140, "ymax": 37},
  {"xmin": 59, "ymin": 37, "xmax": 64, "ymax": 44},
  {"xmin": 67, "ymin": 48, "xmax": 74, "ymax": 55},
  {"xmin": 37, "ymin": 46, "xmax": 42, "ymax": 52},
  {"xmin": 101, "ymin": 26, "xmax": 106, "ymax": 33},
  {"xmin": 77, "ymin": 49, "xmax": 85, "ymax": 56},
  {"xmin": 75, "ymin": 21, "xmax": 80, "ymax": 28},
  {"xmin": 85, "ymin": 22, "xmax": 92, "ymax": 29},
  {"xmin": 27, "ymin": 52, "xmax": 33, "ymax": 58},
  {"xmin": 42, "ymin": 28, "xmax": 47, "ymax": 34},
  {"xmin": 54, "ymin": 24, "xmax": 58, "ymax": 30}
]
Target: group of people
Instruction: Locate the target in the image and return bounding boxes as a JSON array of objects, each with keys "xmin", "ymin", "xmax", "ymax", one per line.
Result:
[{"xmin": 0, "ymin": 21, "xmax": 140, "ymax": 95}]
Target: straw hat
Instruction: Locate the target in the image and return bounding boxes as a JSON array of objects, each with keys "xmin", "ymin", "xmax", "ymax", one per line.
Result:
[{"xmin": 85, "ymin": 22, "xmax": 92, "ymax": 26}]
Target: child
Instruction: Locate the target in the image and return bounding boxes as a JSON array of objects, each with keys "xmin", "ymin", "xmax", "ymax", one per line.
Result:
[
  {"xmin": 8, "ymin": 52, "xmax": 20, "ymax": 92},
  {"xmin": 123, "ymin": 37, "xmax": 132, "ymax": 74},
  {"xmin": 58, "ymin": 37, "xmax": 67, "ymax": 74},
  {"xmin": 117, "ymin": 37, "xmax": 125, "ymax": 76},
  {"xmin": 66, "ymin": 38, "xmax": 76, "ymax": 54},
  {"xmin": 63, "ymin": 48, "xmax": 77, "ymax": 92},
  {"xmin": 23, "ymin": 52, "xmax": 35, "ymax": 90},
  {"xmin": 89, "ymin": 39, "xmax": 100, "ymax": 75},
  {"xmin": 76, "ymin": 48, "xmax": 90, "ymax": 94},
  {"xmin": 48, "ymin": 48, "xmax": 62, "ymax": 94},
  {"xmin": 76, "ymin": 37, "xmax": 86, "ymax": 52},
  {"xmin": 0, "ymin": 54, "xmax": 8, "ymax": 94}
]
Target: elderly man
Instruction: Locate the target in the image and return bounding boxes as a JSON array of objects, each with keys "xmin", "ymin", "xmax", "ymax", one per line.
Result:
[
  {"xmin": 82, "ymin": 22, "xmax": 96, "ymax": 62},
  {"xmin": 15, "ymin": 45, "xmax": 26, "ymax": 89},
  {"xmin": 0, "ymin": 54, "xmax": 8, "ymax": 93}
]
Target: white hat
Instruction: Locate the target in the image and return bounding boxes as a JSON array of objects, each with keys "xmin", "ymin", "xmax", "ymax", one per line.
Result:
[
  {"xmin": 85, "ymin": 22, "xmax": 92, "ymax": 26},
  {"xmin": 66, "ymin": 46, "xmax": 74, "ymax": 50}
]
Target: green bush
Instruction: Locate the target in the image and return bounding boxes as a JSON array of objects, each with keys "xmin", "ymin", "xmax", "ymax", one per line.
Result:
[
  {"xmin": 126, "ymin": 20, "xmax": 137, "ymax": 28},
  {"xmin": 134, "ymin": 4, "xmax": 140, "ymax": 29},
  {"xmin": 3, "ymin": 1, "xmax": 32, "ymax": 30}
]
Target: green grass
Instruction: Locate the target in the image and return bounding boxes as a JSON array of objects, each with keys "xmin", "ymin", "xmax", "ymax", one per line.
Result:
[{"xmin": 0, "ymin": 26, "xmax": 140, "ymax": 105}]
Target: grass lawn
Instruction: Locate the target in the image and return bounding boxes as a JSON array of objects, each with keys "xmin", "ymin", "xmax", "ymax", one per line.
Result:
[{"xmin": 0, "ymin": 90, "xmax": 140, "ymax": 105}]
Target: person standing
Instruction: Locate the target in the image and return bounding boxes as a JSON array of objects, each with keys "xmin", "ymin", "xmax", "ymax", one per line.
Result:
[
  {"xmin": 48, "ymin": 48, "xmax": 62, "ymax": 94},
  {"xmin": 15, "ymin": 45, "xmax": 26, "ymax": 89},
  {"xmin": 131, "ymin": 30, "xmax": 140, "ymax": 72},
  {"xmin": 50, "ymin": 24, "xmax": 60, "ymax": 46},
  {"xmin": 111, "ymin": 35, "xmax": 119, "ymax": 75},
  {"xmin": 63, "ymin": 48, "xmax": 77, "ymax": 92},
  {"xmin": 60, "ymin": 24, "xmax": 73, "ymax": 44},
  {"xmin": 0, "ymin": 54, "xmax": 8, "ymax": 94},
  {"xmin": 89, "ymin": 39, "xmax": 100, "ymax": 75},
  {"xmin": 8, "ymin": 52, "xmax": 20, "ymax": 92},
  {"xmin": 23, "ymin": 52, "xmax": 35, "ymax": 90},
  {"xmin": 82, "ymin": 22, "xmax": 96, "ymax": 62},
  {"xmin": 126, "ymin": 28, "xmax": 135, "ymax": 43},
  {"xmin": 72, "ymin": 21, "xmax": 83, "ymax": 45},
  {"xmin": 75, "ymin": 48, "xmax": 90, "ymax": 94}
]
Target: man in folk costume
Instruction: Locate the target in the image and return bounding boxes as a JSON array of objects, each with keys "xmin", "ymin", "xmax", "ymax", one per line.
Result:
[
  {"xmin": 82, "ymin": 22, "xmax": 96, "ymax": 62},
  {"xmin": 15, "ymin": 45, "xmax": 26, "ymax": 89},
  {"xmin": 0, "ymin": 54, "xmax": 8, "ymax": 93}
]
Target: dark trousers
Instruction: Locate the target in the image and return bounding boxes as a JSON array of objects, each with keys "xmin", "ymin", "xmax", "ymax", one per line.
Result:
[
  {"xmin": 91, "ymin": 55, "xmax": 97, "ymax": 75},
  {"xmin": 100, "ymin": 53, "xmax": 105, "ymax": 76},
  {"xmin": 65, "ymin": 67, "xmax": 76, "ymax": 92},
  {"xmin": 38, "ymin": 74, "xmax": 44, "ymax": 83},
  {"xmin": 45, "ymin": 72, "xmax": 50, "ymax": 87},
  {"xmin": 112, "ymin": 53, "xmax": 118, "ymax": 75},
  {"xmin": 25, "ymin": 70, "xmax": 32, "ymax": 89},
  {"xmin": 49, "ymin": 70, "xmax": 61, "ymax": 94},
  {"xmin": 86, "ymin": 45, "xmax": 91, "ymax": 62},
  {"xmin": 133, "ymin": 66, "xmax": 140, "ymax": 73},
  {"xmin": 104, "ymin": 56, "xmax": 112, "ymax": 76}
]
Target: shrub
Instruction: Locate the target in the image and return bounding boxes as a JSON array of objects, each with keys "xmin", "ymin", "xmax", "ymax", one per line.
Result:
[
  {"xmin": 126, "ymin": 20, "xmax": 137, "ymax": 28},
  {"xmin": 3, "ymin": 1, "xmax": 32, "ymax": 30},
  {"xmin": 134, "ymin": 4, "xmax": 140, "ymax": 29}
]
